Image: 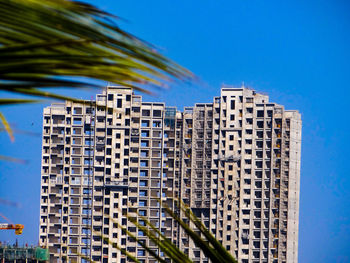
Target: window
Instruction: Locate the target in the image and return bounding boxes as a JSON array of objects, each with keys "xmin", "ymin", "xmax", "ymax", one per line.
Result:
[
  {"xmin": 141, "ymin": 130, "xmax": 149, "ymax": 137},
  {"xmin": 139, "ymin": 200, "xmax": 147, "ymax": 207},
  {"xmin": 73, "ymin": 118, "xmax": 81, "ymax": 125},
  {"xmin": 153, "ymin": 121, "xmax": 161, "ymax": 128},
  {"xmin": 139, "ymin": 210, "xmax": 146, "ymax": 216},
  {"xmin": 141, "ymin": 120, "xmax": 149, "ymax": 127},
  {"xmin": 153, "ymin": 110, "xmax": 161, "ymax": 117},
  {"xmin": 230, "ymin": 100, "xmax": 235, "ymax": 110},
  {"xmin": 69, "ymin": 237, "xmax": 77, "ymax": 244},
  {"xmin": 84, "ymin": 168, "xmax": 92, "ymax": 175},
  {"xmin": 84, "ymin": 129, "xmax": 93, "ymax": 135},
  {"xmin": 256, "ymin": 161, "xmax": 263, "ymax": 168},
  {"xmin": 153, "ymin": 140, "xmax": 161, "ymax": 147},
  {"xmin": 71, "ymin": 168, "xmax": 80, "ymax": 175},
  {"xmin": 82, "ymin": 238, "xmax": 90, "ymax": 245},
  {"xmin": 141, "ymin": 140, "xmax": 149, "ymax": 147},
  {"xmin": 140, "ymin": 160, "xmax": 148, "ymax": 167},
  {"xmin": 82, "ymin": 218, "xmax": 91, "ymax": 224},
  {"xmin": 83, "ymin": 188, "xmax": 91, "ymax": 195},
  {"xmin": 139, "ymin": 180, "xmax": 147, "ymax": 187},
  {"xmin": 85, "ymin": 139, "xmax": 93, "ymax": 146},
  {"xmin": 246, "ymin": 118, "xmax": 253, "ymax": 125},
  {"xmin": 84, "ymin": 158, "xmax": 92, "ymax": 165},
  {"xmin": 82, "ymin": 208, "xmax": 91, "ymax": 215},
  {"xmin": 257, "ymin": 110, "xmax": 264, "ymax": 117},
  {"xmin": 124, "ymin": 139, "xmax": 129, "ymax": 146},
  {"xmin": 139, "ymin": 190, "xmax": 147, "ymax": 197},
  {"xmin": 72, "ymin": 128, "xmax": 80, "ymax": 135},
  {"xmin": 72, "ymin": 138, "xmax": 81, "ymax": 145},
  {"xmin": 142, "ymin": 109, "xmax": 150, "ymax": 117},
  {"xmin": 117, "ymin": 99, "xmax": 122, "ymax": 108},
  {"xmin": 256, "ymin": 141, "xmax": 263, "ymax": 148}
]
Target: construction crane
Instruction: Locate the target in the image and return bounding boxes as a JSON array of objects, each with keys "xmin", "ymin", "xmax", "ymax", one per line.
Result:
[
  {"xmin": 0, "ymin": 213, "xmax": 24, "ymax": 235},
  {"xmin": 0, "ymin": 223, "xmax": 24, "ymax": 235}
]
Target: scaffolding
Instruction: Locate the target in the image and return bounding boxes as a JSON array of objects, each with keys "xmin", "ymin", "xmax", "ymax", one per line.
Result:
[
  {"xmin": 165, "ymin": 107, "xmax": 176, "ymax": 128},
  {"xmin": 0, "ymin": 246, "xmax": 49, "ymax": 262},
  {"xmin": 190, "ymin": 106, "xmax": 213, "ymax": 208}
]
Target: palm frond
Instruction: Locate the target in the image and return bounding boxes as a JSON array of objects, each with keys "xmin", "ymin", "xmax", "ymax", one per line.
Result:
[
  {"xmin": 0, "ymin": 99, "xmax": 39, "ymax": 105},
  {"xmin": 91, "ymin": 228, "xmax": 141, "ymax": 263},
  {"xmin": 109, "ymin": 200, "xmax": 237, "ymax": 263},
  {"xmin": 0, "ymin": 127, "xmax": 41, "ymax": 136},
  {"xmin": 0, "ymin": 112, "xmax": 14, "ymax": 141},
  {"xmin": 126, "ymin": 213, "xmax": 192, "ymax": 263},
  {"xmin": 173, "ymin": 200, "xmax": 238, "ymax": 263},
  {"xmin": 113, "ymin": 220, "xmax": 168, "ymax": 263},
  {"xmin": 163, "ymin": 204, "xmax": 233, "ymax": 262},
  {"xmin": 0, "ymin": 0, "xmax": 194, "ymax": 102},
  {"xmin": 0, "ymin": 154, "xmax": 27, "ymax": 164}
]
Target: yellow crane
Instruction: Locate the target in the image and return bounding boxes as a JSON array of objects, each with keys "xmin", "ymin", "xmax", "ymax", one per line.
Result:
[
  {"xmin": 0, "ymin": 223, "xmax": 24, "ymax": 235},
  {"xmin": 0, "ymin": 213, "xmax": 24, "ymax": 235}
]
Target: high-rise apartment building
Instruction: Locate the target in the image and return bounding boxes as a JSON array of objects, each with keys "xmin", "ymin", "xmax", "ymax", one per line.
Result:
[{"xmin": 39, "ymin": 86, "xmax": 301, "ymax": 263}]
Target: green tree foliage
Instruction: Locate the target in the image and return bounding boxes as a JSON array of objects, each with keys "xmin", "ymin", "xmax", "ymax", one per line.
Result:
[
  {"xmin": 0, "ymin": 0, "xmax": 193, "ymax": 103},
  {"xmin": 0, "ymin": 0, "xmax": 193, "ymax": 141}
]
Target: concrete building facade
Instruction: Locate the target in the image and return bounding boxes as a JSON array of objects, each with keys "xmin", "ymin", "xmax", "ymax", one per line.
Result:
[{"xmin": 39, "ymin": 86, "xmax": 301, "ymax": 263}]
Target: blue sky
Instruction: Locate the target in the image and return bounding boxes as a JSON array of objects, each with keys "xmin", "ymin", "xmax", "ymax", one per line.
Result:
[{"xmin": 0, "ymin": 1, "xmax": 349, "ymax": 262}]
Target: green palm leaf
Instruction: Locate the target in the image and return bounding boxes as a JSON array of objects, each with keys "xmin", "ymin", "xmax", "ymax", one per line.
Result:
[
  {"xmin": 109, "ymin": 200, "xmax": 237, "ymax": 263},
  {"xmin": 0, "ymin": 0, "xmax": 194, "ymax": 140},
  {"xmin": 0, "ymin": 0, "xmax": 194, "ymax": 102},
  {"xmin": 0, "ymin": 99, "xmax": 38, "ymax": 105},
  {"xmin": 174, "ymin": 200, "xmax": 238, "ymax": 262},
  {"xmin": 0, "ymin": 154, "xmax": 27, "ymax": 164},
  {"xmin": 0, "ymin": 112, "xmax": 14, "ymax": 141}
]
